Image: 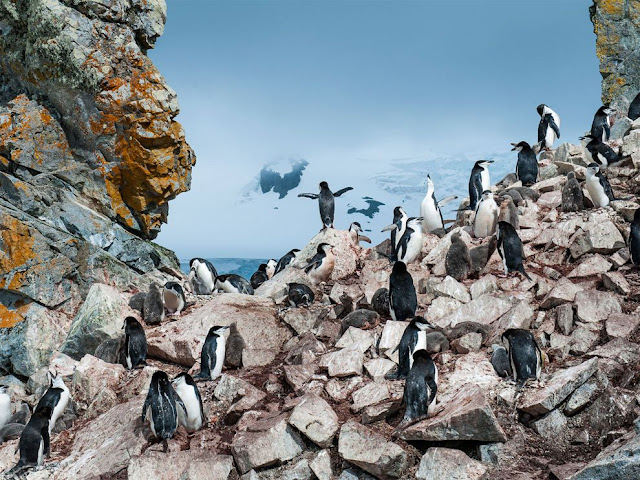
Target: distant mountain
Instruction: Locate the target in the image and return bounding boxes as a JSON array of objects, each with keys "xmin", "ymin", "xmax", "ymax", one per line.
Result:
[{"xmin": 260, "ymin": 159, "xmax": 309, "ymax": 199}]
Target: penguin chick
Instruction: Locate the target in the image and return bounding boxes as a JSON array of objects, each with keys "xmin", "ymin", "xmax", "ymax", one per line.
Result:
[
  {"xmin": 224, "ymin": 322, "xmax": 245, "ymax": 369},
  {"xmin": 445, "ymin": 231, "xmax": 472, "ymax": 281}
]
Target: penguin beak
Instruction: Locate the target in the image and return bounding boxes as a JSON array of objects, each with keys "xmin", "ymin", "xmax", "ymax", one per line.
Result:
[{"xmin": 510, "ymin": 143, "xmax": 517, "ymax": 151}]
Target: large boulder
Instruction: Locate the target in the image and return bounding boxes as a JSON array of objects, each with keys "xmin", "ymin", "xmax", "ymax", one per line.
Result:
[{"xmin": 416, "ymin": 448, "xmax": 487, "ymax": 480}]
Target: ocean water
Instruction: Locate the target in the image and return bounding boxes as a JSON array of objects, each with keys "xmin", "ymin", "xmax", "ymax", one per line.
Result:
[{"xmin": 180, "ymin": 258, "xmax": 267, "ymax": 279}]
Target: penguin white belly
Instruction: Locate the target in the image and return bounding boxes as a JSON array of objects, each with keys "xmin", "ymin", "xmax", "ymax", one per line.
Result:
[
  {"xmin": 126, "ymin": 353, "xmax": 133, "ymax": 370},
  {"xmin": 586, "ymin": 178, "xmax": 610, "ymax": 207},
  {"xmin": 175, "ymin": 385, "xmax": 203, "ymax": 432},
  {"xmin": 217, "ymin": 280, "xmax": 238, "ymax": 294},
  {"xmin": 0, "ymin": 394, "xmax": 10, "ymax": 429},
  {"xmin": 427, "ymin": 365, "xmax": 439, "ymax": 416},
  {"xmin": 310, "ymin": 257, "xmax": 335, "ymax": 283},
  {"xmin": 50, "ymin": 388, "xmax": 70, "ymax": 433},
  {"xmin": 597, "ymin": 152, "xmax": 608, "ymax": 167},
  {"xmin": 474, "ymin": 204, "xmax": 497, "ymax": 238},
  {"xmin": 212, "ymin": 336, "xmax": 226, "ymax": 379},
  {"xmin": 401, "ymin": 234, "xmax": 423, "ymax": 264},
  {"xmin": 409, "ymin": 331, "xmax": 427, "ymax": 369},
  {"xmin": 163, "ymin": 291, "xmax": 183, "ymax": 313},
  {"xmin": 37, "ymin": 438, "xmax": 44, "ymax": 466},
  {"xmin": 480, "ymin": 169, "xmax": 490, "ymax": 191},
  {"xmin": 420, "ymin": 199, "xmax": 442, "ymax": 232},
  {"xmin": 196, "ymin": 264, "xmax": 215, "ymax": 292},
  {"xmin": 545, "ymin": 127, "xmax": 556, "ymax": 148}
]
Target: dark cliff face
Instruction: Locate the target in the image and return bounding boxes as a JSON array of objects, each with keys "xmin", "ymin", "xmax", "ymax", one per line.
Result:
[{"xmin": 590, "ymin": 0, "xmax": 640, "ymax": 112}]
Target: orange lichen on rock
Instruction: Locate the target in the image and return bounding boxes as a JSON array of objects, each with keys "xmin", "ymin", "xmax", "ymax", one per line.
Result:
[
  {"xmin": 0, "ymin": 215, "xmax": 37, "ymax": 275},
  {"xmin": 0, "ymin": 303, "xmax": 28, "ymax": 328}
]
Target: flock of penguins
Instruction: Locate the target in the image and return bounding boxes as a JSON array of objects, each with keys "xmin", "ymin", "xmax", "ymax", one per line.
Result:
[{"xmin": 4, "ymin": 98, "xmax": 640, "ymax": 476}]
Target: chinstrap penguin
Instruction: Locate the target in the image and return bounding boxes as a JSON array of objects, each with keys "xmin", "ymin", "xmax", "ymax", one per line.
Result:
[
  {"xmin": 386, "ymin": 317, "xmax": 432, "ymax": 380},
  {"xmin": 142, "ymin": 371, "xmax": 184, "ymax": 450},
  {"xmin": 250, "ymin": 264, "xmax": 269, "ymax": 290},
  {"xmin": 9, "ymin": 406, "xmax": 52, "ymax": 473},
  {"xmin": 473, "ymin": 190, "xmax": 499, "ymax": 238},
  {"xmin": 398, "ymin": 349, "xmax": 438, "ymax": 429},
  {"xmin": 348, "ymin": 222, "xmax": 371, "ymax": 245},
  {"xmin": 298, "ymin": 181, "xmax": 353, "ymax": 229},
  {"xmin": 275, "ymin": 249, "xmax": 300, "ymax": 275},
  {"xmin": 501, "ymin": 328, "xmax": 543, "ymax": 388},
  {"xmin": 35, "ymin": 371, "xmax": 70, "ymax": 434},
  {"xmin": 188, "ymin": 258, "xmax": 217, "ymax": 294},
  {"xmin": 287, "ymin": 282, "xmax": 315, "ymax": 307},
  {"xmin": 630, "ymin": 208, "xmax": 640, "ymax": 266},
  {"xmin": 537, "ymin": 104, "xmax": 561, "ymax": 151},
  {"xmin": 216, "ymin": 274, "xmax": 254, "ymax": 295},
  {"xmin": 629, "ymin": 91, "xmax": 640, "ymax": 121},
  {"xmin": 163, "ymin": 282, "xmax": 186, "ymax": 316},
  {"xmin": 123, "ymin": 316, "xmax": 147, "ymax": 369},
  {"xmin": 496, "ymin": 221, "xmax": 531, "ymax": 280},
  {"xmin": 194, "ymin": 326, "xmax": 229, "ymax": 381},
  {"xmin": 303, "ymin": 243, "xmax": 335, "ymax": 284},
  {"xmin": 468, "ymin": 160, "xmax": 493, "ymax": 210},
  {"xmin": 585, "ymin": 163, "xmax": 615, "ymax": 208},
  {"xmin": 590, "ymin": 105, "xmax": 612, "ymax": 143},
  {"xmin": 172, "ymin": 373, "xmax": 205, "ymax": 433},
  {"xmin": 512, "ymin": 141, "xmax": 538, "ymax": 186},
  {"xmin": 393, "ymin": 217, "xmax": 423, "ymax": 264},
  {"xmin": 382, "ymin": 206, "xmax": 408, "ymax": 254},
  {"xmin": 581, "ymin": 133, "xmax": 620, "ymax": 167},
  {"xmin": 420, "ymin": 175, "xmax": 457, "ymax": 233},
  {"xmin": 388, "ymin": 261, "xmax": 417, "ymax": 322},
  {"xmin": 0, "ymin": 386, "xmax": 10, "ymax": 430}
]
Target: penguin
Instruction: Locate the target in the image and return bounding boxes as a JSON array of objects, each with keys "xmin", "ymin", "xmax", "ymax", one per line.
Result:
[
  {"xmin": 536, "ymin": 104, "xmax": 561, "ymax": 151},
  {"xmin": 591, "ymin": 105, "xmax": 613, "ymax": 143},
  {"xmin": 171, "ymin": 373, "xmax": 205, "ymax": 433},
  {"xmin": 189, "ymin": 258, "xmax": 217, "ymax": 294},
  {"xmin": 163, "ymin": 282, "xmax": 186, "ymax": 316},
  {"xmin": 629, "ymin": 208, "xmax": 640, "ymax": 266},
  {"xmin": 508, "ymin": 186, "xmax": 540, "ymax": 204},
  {"xmin": 491, "ymin": 344, "xmax": 513, "ymax": 378},
  {"xmin": 420, "ymin": 175, "xmax": 458, "ymax": 233},
  {"xmin": 142, "ymin": 371, "xmax": 184, "ymax": 450},
  {"xmin": 424, "ymin": 332, "xmax": 450, "ymax": 354},
  {"xmin": 496, "ymin": 221, "xmax": 531, "ymax": 280},
  {"xmin": 340, "ymin": 309, "xmax": 380, "ymax": 333},
  {"xmin": 498, "ymin": 195, "xmax": 519, "ymax": 229},
  {"xmin": 287, "ymin": 282, "xmax": 315, "ymax": 307},
  {"xmin": 585, "ymin": 163, "xmax": 615, "ymax": 208},
  {"xmin": 143, "ymin": 282, "xmax": 165, "ymax": 325},
  {"xmin": 275, "ymin": 249, "xmax": 300, "ymax": 275},
  {"xmin": 8, "ymin": 403, "xmax": 30, "ymax": 425},
  {"xmin": 469, "ymin": 236, "xmax": 498, "ymax": 276},
  {"xmin": 393, "ymin": 217, "xmax": 424, "ymax": 264},
  {"xmin": 448, "ymin": 321, "xmax": 489, "ymax": 345},
  {"xmin": 303, "ymin": 243, "xmax": 335, "ymax": 284},
  {"xmin": 500, "ymin": 188, "xmax": 525, "ymax": 207},
  {"xmin": 348, "ymin": 222, "xmax": 371, "ymax": 245},
  {"xmin": 0, "ymin": 386, "xmax": 10, "ymax": 430},
  {"xmin": 629, "ymin": 91, "xmax": 640, "ymax": 121},
  {"xmin": 0, "ymin": 423, "xmax": 25, "ymax": 443},
  {"xmin": 194, "ymin": 326, "xmax": 229, "ymax": 381},
  {"xmin": 581, "ymin": 133, "xmax": 620, "ymax": 167},
  {"xmin": 399, "ymin": 349, "xmax": 438, "ymax": 428},
  {"xmin": 371, "ymin": 288, "xmax": 390, "ymax": 317},
  {"xmin": 501, "ymin": 328, "xmax": 543, "ymax": 387},
  {"xmin": 386, "ymin": 317, "xmax": 432, "ymax": 379},
  {"xmin": 35, "ymin": 371, "xmax": 70, "ymax": 434},
  {"xmin": 10, "ymin": 406, "xmax": 51, "ymax": 473},
  {"xmin": 382, "ymin": 206, "xmax": 408, "ymax": 254},
  {"xmin": 250, "ymin": 264, "xmax": 269, "ymax": 290},
  {"xmin": 265, "ymin": 259, "xmax": 277, "ymax": 279},
  {"xmin": 473, "ymin": 190, "xmax": 499, "ymax": 238},
  {"xmin": 123, "ymin": 316, "xmax": 147, "ymax": 370},
  {"xmin": 216, "ymin": 274, "xmax": 254, "ymax": 295},
  {"xmin": 468, "ymin": 160, "xmax": 493, "ymax": 210},
  {"xmin": 561, "ymin": 171, "xmax": 585, "ymax": 212},
  {"xmin": 298, "ymin": 181, "xmax": 353, "ymax": 229},
  {"xmin": 512, "ymin": 141, "xmax": 538, "ymax": 186},
  {"xmin": 224, "ymin": 322, "xmax": 245, "ymax": 368},
  {"xmin": 388, "ymin": 261, "xmax": 417, "ymax": 323},
  {"xmin": 445, "ymin": 231, "xmax": 472, "ymax": 281}
]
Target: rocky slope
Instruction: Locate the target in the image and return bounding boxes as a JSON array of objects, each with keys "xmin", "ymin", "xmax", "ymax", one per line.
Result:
[
  {"xmin": 2, "ymin": 121, "xmax": 640, "ymax": 479},
  {"xmin": 0, "ymin": 0, "xmax": 194, "ymax": 376}
]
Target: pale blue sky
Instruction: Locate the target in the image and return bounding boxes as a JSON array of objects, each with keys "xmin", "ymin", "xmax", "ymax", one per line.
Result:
[{"xmin": 151, "ymin": 0, "xmax": 600, "ymax": 259}]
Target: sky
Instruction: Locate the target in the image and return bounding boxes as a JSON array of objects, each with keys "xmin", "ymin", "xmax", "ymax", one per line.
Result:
[{"xmin": 151, "ymin": 0, "xmax": 601, "ymax": 260}]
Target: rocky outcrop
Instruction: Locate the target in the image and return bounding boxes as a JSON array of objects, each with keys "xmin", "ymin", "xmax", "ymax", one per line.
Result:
[
  {"xmin": 0, "ymin": 0, "xmax": 194, "ymax": 374},
  {"xmin": 590, "ymin": 0, "xmax": 640, "ymax": 112}
]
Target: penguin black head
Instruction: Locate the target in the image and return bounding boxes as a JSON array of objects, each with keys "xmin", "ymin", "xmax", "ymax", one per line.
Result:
[
  {"xmin": 586, "ymin": 163, "xmax": 600, "ymax": 175},
  {"xmin": 189, "ymin": 258, "xmax": 205, "ymax": 268},
  {"xmin": 410, "ymin": 316, "xmax": 431, "ymax": 330},
  {"xmin": 475, "ymin": 160, "xmax": 493, "ymax": 168},
  {"xmin": 567, "ymin": 171, "xmax": 576, "ymax": 180},
  {"xmin": 392, "ymin": 261, "xmax": 407, "ymax": 274},
  {"xmin": 481, "ymin": 190, "xmax": 493, "ymax": 201},
  {"xmin": 123, "ymin": 316, "xmax": 142, "ymax": 330},
  {"xmin": 257, "ymin": 263, "xmax": 268, "ymax": 272},
  {"xmin": 350, "ymin": 222, "xmax": 362, "ymax": 231},
  {"xmin": 536, "ymin": 104, "xmax": 546, "ymax": 116},
  {"xmin": 596, "ymin": 105, "xmax": 612, "ymax": 116},
  {"xmin": 164, "ymin": 282, "xmax": 185, "ymax": 296},
  {"xmin": 151, "ymin": 371, "xmax": 170, "ymax": 387},
  {"xmin": 411, "ymin": 349, "xmax": 431, "ymax": 363},
  {"xmin": 34, "ymin": 405, "xmax": 53, "ymax": 418},
  {"xmin": 172, "ymin": 372, "xmax": 196, "ymax": 387},
  {"xmin": 580, "ymin": 133, "xmax": 596, "ymax": 141},
  {"xmin": 290, "ymin": 248, "xmax": 301, "ymax": 254},
  {"xmin": 317, "ymin": 243, "xmax": 332, "ymax": 253},
  {"xmin": 393, "ymin": 206, "xmax": 406, "ymax": 217},
  {"xmin": 209, "ymin": 325, "xmax": 229, "ymax": 336},
  {"xmin": 511, "ymin": 141, "xmax": 531, "ymax": 151},
  {"xmin": 319, "ymin": 181, "xmax": 329, "ymax": 190}
]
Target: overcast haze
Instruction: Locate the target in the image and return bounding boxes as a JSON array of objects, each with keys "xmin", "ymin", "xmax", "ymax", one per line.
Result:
[{"xmin": 151, "ymin": 0, "xmax": 600, "ymax": 260}]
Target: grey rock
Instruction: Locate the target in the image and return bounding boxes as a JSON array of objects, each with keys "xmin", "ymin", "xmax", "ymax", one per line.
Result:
[
  {"xmin": 565, "ymin": 378, "xmax": 599, "ymax": 416},
  {"xmin": 540, "ymin": 279, "xmax": 583, "ymax": 309},
  {"xmin": 434, "ymin": 276, "xmax": 471, "ymax": 303},
  {"xmin": 570, "ymin": 221, "xmax": 625, "ymax": 259},
  {"xmin": 310, "ymin": 450, "xmax": 333, "ymax": 480},
  {"xmin": 470, "ymin": 274, "xmax": 498, "ymax": 300},
  {"xmin": 570, "ymin": 325, "xmax": 600, "ymax": 356},
  {"xmin": 569, "ymin": 431, "xmax": 640, "ymax": 480},
  {"xmin": 288, "ymin": 393, "xmax": 339, "ymax": 448},
  {"xmin": 602, "ymin": 272, "xmax": 632, "ymax": 295},
  {"xmin": 432, "ymin": 294, "xmax": 512, "ymax": 329},
  {"xmin": 351, "ymin": 381, "xmax": 391, "ymax": 412},
  {"xmin": 416, "ymin": 447, "xmax": 487, "ymax": 480},
  {"xmin": 556, "ymin": 304, "xmax": 575, "ymax": 336},
  {"xmin": 322, "ymin": 346, "xmax": 364, "ymax": 377},
  {"xmin": 574, "ymin": 290, "xmax": 621, "ymax": 324},
  {"xmin": 532, "ymin": 409, "xmax": 568, "ymax": 438},
  {"xmin": 606, "ymin": 313, "xmax": 640, "ymax": 338},
  {"xmin": 479, "ymin": 443, "xmax": 504, "ymax": 465}
]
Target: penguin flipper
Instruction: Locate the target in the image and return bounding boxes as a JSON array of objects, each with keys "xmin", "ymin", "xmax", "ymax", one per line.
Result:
[
  {"xmin": 333, "ymin": 187, "xmax": 353, "ymax": 197},
  {"xmin": 437, "ymin": 195, "xmax": 458, "ymax": 207},
  {"xmin": 426, "ymin": 377, "xmax": 438, "ymax": 408},
  {"xmin": 604, "ymin": 122, "xmax": 610, "ymax": 141},
  {"xmin": 381, "ymin": 224, "xmax": 398, "ymax": 233},
  {"xmin": 549, "ymin": 115, "xmax": 560, "ymax": 139},
  {"xmin": 42, "ymin": 425, "xmax": 50, "ymax": 456},
  {"xmin": 141, "ymin": 393, "xmax": 151, "ymax": 422},
  {"xmin": 298, "ymin": 193, "xmax": 319, "ymax": 199}
]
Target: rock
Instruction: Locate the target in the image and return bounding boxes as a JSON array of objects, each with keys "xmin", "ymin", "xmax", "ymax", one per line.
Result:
[
  {"xmin": 567, "ymin": 254, "xmax": 612, "ymax": 278},
  {"xmin": 416, "ymin": 448, "xmax": 487, "ymax": 480},
  {"xmin": 570, "ymin": 325, "xmax": 600, "ymax": 356},
  {"xmin": 361, "ymin": 400, "xmax": 402, "ymax": 424},
  {"xmin": 231, "ymin": 413, "xmax": 305, "ymax": 474},
  {"xmin": 568, "ymin": 431, "xmax": 640, "ymax": 480},
  {"xmin": 401, "ymin": 385, "xmax": 506, "ymax": 442},
  {"xmin": 602, "ymin": 272, "xmax": 632, "ymax": 295},
  {"xmin": 71, "ymin": 354, "xmax": 126, "ymax": 420},
  {"xmin": 610, "ymin": 116, "xmax": 633, "ymax": 139},
  {"xmin": 570, "ymin": 221, "xmax": 625, "ymax": 258},
  {"xmin": 532, "ymin": 176, "xmax": 566, "ymax": 192},
  {"xmin": 451, "ymin": 333, "xmax": 483, "ymax": 354},
  {"xmin": 325, "ymin": 376, "xmax": 364, "ymax": 402},
  {"xmin": 434, "ymin": 276, "xmax": 471, "ymax": 303},
  {"xmin": 540, "ymin": 279, "xmax": 583, "ymax": 309},
  {"xmin": 425, "ymin": 297, "xmax": 463, "ymax": 323},
  {"xmin": 364, "ymin": 358, "xmax": 396, "ymax": 380},
  {"xmin": 284, "ymin": 364, "xmax": 317, "ymax": 393},
  {"xmin": 289, "ymin": 394, "xmax": 339, "ymax": 448},
  {"xmin": 564, "ymin": 378, "xmax": 599, "ymax": 416},
  {"xmin": 285, "ymin": 332, "xmax": 326, "ymax": 365},
  {"xmin": 532, "ymin": 409, "xmax": 568, "ymax": 438},
  {"xmin": 351, "ymin": 381, "xmax": 391, "ymax": 412},
  {"xmin": 556, "ymin": 304, "xmax": 575, "ymax": 336},
  {"xmin": 574, "ymin": 290, "xmax": 621, "ymax": 324},
  {"xmin": 147, "ymin": 294, "xmax": 290, "ymax": 367},
  {"xmin": 310, "ymin": 450, "xmax": 333, "ymax": 480},
  {"xmin": 470, "ymin": 274, "xmax": 498, "ymax": 300},
  {"xmin": 606, "ymin": 314, "xmax": 640, "ymax": 338},
  {"xmin": 610, "ymin": 200, "xmax": 640, "ymax": 222},
  {"xmin": 335, "ymin": 327, "xmax": 374, "ymax": 353},
  {"xmin": 282, "ymin": 308, "xmax": 325, "ymax": 335},
  {"xmin": 538, "ymin": 191, "xmax": 562, "ymax": 208},
  {"xmin": 492, "ymin": 301, "xmax": 535, "ymax": 337},
  {"xmin": 479, "ymin": 443, "xmax": 504, "ymax": 465},
  {"xmin": 518, "ymin": 358, "xmax": 599, "ymax": 415},
  {"xmin": 323, "ymin": 346, "xmax": 364, "ymax": 377},
  {"xmin": 61, "ymin": 284, "xmax": 133, "ymax": 360},
  {"xmin": 338, "ymin": 421, "xmax": 411, "ymax": 479},
  {"xmin": 214, "ymin": 374, "xmax": 267, "ymax": 414},
  {"xmin": 128, "ymin": 451, "xmax": 235, "ymax": 480},
  {"xmin": 587, "ymin": 338, "xmax": 640, "ymax": 367},
  {"xmin": 432, "ymin": 294, "xmax": 513, "ymax": 329},
  {"xmin": 378, "ymin": 321, "xmax": 409, "ymax": 351}
]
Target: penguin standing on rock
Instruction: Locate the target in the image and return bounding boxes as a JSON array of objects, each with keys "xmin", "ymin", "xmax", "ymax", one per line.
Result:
[
  {"xmin": 394, "ymin": 217, "xmax": 424, "ymax": 264},
  {"xmin": 512, "ymin": 141, "xmax": 538, "ymax": 186},
  {"xmin": 303, "ymin": 243, "xmax": 335, "ymax": 284},
  {"xmin": 445, "ymin": 231, "xmax": 472, "ymax": 281},
  {"xmin": 0, "ymin": 386, "xmax": 10, "ymax": 430},
  {"xmin": 469, "ymin": 160, "xmax": 493, "ymax": 210},
  {"xmin": 496, "ymin": 221, "xmax": 531, "ymax": 280},
  {"xmin": 298, "ymin": 181, "xmax": 353, "ymax": 229},
  {"xmin": 172, "ymin": 373, "xmax": 205, "ymax": 433},
  {"xmin": 224, "ymin": 322, "xmax": 245, "ymax": 368},
  {"xmin": 397, "ymin": 349, "xmax": 438, "ymax": 430},
  {"xmin": 629, "ymin": 208, "xmax": 640, "ymax": 266},
  {"xmin": 591, "ymin": 105, "xmax": 613, "ymax": 143},
  {"xmin": 388, "ymin": 261, "xmax": 417, "ymax": 322},
  {"xmin": 189, "ymin": 258, "xmax": 217, "ymax": 294},
  {"xmin": 473, "ymin": 191, "xmax": 499, "ymax": 238},
  {"xmin": 275, "ymin": 249, "xmax": 300, "ymax": 275},
  {"xmin": 382, "ymin": 207, "xmax": 408, "ymax": 254},
  {"xmin": 420, "ymin": 175, "xmax": 458, "ymax": 233},
  {"xmin": 265, "ymin": 259, "xmax": 277, "ymax": 279},
  {"xmin": 537, "ymin": 104, "xmax": 561, "ymax": 151},
  {"xmin": 216, "ymin": 274, "xmax": 254, "ymax": 295},
  {"xmin": 163, "ymin": 282, "xmax": 186, "ymax": 316},
  {"xmin": 250, "ymin": 264, "xmax": 269, "ymax": 290},
  {"xmin": 386, "ymin": 317, "xmax": 432, "ymax": 380},
  {"xmin": 9, "ymin": 406, "xmax": 52, "ymax": 473},
  {"xmin": 581, "ymin": 133, "xmax": 620, "ymax": 167},
  {"xmin": 194, "ymin": 326, "xmax": 229, "ymax": 381},
  {"xmin": 143, "ymin": 282, "xmax": 165, "ymax": 325},
  {"xmin": 491, "ymin": 344, "xmax": 513, "ymax": 378},
  {"xmin": 123, "ymin": 316, "xmax": 147, "ymax": 369},
  {"xmin": 501, "ymin": 329, "xmax": 543, "ymax": 388},
  {"xmin": 287, "ymin": 283, "xmax": 315, "ymax": 307},
  {"xmin": 35, "ymin": 371, "xmax": 70, "ymax": 434},
  {"xmin": 585, "ymin": 163, "xmax": 615, "ymax": 208},
  {"xmin": 498, "ymin": 195, "xmax": 519, "ymax": 229},
  {"xmin": 348, "ymin": 222, "xmax": 371, "ymax": 245},
  {"xmin": 142, "ymin": 371, "xmax": 184, "ymax": 451},
  {"xmin": 561, "ymin": 172, "xmax": 584, "ymax": 212}
]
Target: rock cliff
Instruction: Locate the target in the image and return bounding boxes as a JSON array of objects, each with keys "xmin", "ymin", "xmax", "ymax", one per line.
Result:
[{"xmin": 0, "ymin": 0, "xmax": 194, "ymax": 375}]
